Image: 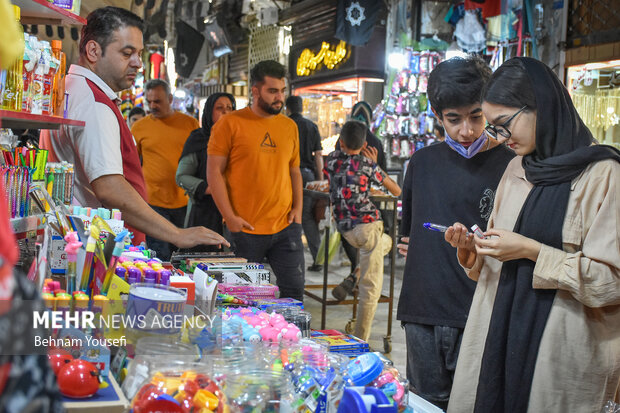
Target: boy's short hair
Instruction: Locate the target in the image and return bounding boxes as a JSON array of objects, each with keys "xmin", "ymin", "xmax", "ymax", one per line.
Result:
[
  {"xmin": 340, "ymin": 120, "xmax": 367, "ymax": 150},
  {"xmin": 128, "ymin": 106, "xmax": 145, "ymax": 118},
  {"xmin": 250, "ymin": 60, "xmax": 287, "ymax": 86},
  {"xmin": 427, "ymin": 56, "xmax": 492, "ymax": 118}
]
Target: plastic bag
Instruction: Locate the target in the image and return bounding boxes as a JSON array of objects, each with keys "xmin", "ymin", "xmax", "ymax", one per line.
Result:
[{"xmin": 315, "ymin": 223, "xmax": 341, "ymax": 266}]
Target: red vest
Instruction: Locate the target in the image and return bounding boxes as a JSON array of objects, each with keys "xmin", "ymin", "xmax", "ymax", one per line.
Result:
[{"xmin": 86, "ymin": 79, "xmax": 147, "ymax": 245}]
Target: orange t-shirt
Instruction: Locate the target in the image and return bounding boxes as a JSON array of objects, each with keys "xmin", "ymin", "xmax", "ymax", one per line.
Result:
[
  {"xmin": 132, "ymin": 111, "xmax": 199, "ymax": 208},
  {"xmin": 208, "ymin": 107, "xmax": 300, "ymax": 235}
]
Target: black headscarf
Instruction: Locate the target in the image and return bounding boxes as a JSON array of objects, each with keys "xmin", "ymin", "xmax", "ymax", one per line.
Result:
[
  {"xmin": 179, "ymin": 92, "xmax": 236, "ymax": 162},
  {"xmin": 474, "ymin": 57, "xmax": 620, "ymax": 413}
]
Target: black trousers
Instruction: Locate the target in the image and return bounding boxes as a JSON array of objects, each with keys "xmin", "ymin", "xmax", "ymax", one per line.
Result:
[
  {"xmin": 146, "ymin": 204, "xmax": 187, "ymax": 261},
  {"xmin": 230, "ymin": 223, "xmax": 305, "ymax": 301}
]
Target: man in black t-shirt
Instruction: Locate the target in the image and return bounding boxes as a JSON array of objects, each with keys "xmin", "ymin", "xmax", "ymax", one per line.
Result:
[
  {"xmin": 286, "ymin": 96, "xmax": 324, "ymax": 271},
  {"xmin": 397, "ymin": 57, "xmax": 515, "ymax": 410}
]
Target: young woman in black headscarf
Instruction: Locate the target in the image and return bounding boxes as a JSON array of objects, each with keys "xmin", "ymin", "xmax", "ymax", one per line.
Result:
[
  {"xmin": 444, "ymin": 57, "xmax": 620, "ymax": 413},
  {"xmin": 176, "ymin": 92, "xmax": 235, "ymax": 250}
]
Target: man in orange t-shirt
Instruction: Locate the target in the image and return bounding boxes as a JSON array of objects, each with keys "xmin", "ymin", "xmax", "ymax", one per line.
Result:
[
  {"xmin": 132, "ymin": 79, "xmax": 199, "ymax": 260},
  {"xmin": 208, "ymin": 60, "xmax": 305, "ymax": 301}
]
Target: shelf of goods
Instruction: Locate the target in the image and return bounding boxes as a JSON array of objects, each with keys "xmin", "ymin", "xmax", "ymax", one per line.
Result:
[
  {"xmin": 13, "ymin": 0, "xmax": 85, "ymax": 25},
  {"xmin": 0, "ymin": 110, "xmax": 85, "ymax": 130}
]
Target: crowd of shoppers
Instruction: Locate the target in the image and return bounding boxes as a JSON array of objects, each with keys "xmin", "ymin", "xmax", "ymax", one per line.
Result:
[{"xmin": 14, "ymin": 5, "xmax": 619, "ymax": 413}]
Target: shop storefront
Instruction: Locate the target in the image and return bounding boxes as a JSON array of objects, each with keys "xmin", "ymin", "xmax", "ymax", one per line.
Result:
[
  {"xmin": 564, "ymin": 38, "xmax": 619, "ymax": 147},
  {"xmin": 567, "ymin": 56, "xmax": 620, "ymax": 146},
  {"xmin": 288, "ymin": 28, "xmax": 386, "ymax": 153}
]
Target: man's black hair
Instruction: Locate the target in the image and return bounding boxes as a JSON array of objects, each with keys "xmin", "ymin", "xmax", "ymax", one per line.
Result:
[
  {"xmin": 128, "ymin": 106, "xmax": 146, "ymax": 118},
  {"xmin": 145, "ymin": 79, "xmax": 171, "ymax": 95},
  {"xmin": 80, "ymin": 7, "xmax": 143, "ymax": 57},
  {"xmin": 286, "ymin": 95, "xmax": 303, "ymax": 114},
  {"xmin": 427, "ymin": 56, "xmax": 492, "ymax": 119},
  {"xmin": 339, "ymin": 120, "xmax": 367, "ymax": 150},
  {"xmin": 250, "ymin": 60, "xmax": 287, "ymax": 86}
]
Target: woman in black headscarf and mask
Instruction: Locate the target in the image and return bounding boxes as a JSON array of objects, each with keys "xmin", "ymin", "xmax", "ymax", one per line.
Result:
[
  {"xmin": 444, "ymin": 57, "xmax": 620, "ymax": 413},
  {"xmin": 176, "ymin": 92, "xmax": 235, "ymax": 250}
]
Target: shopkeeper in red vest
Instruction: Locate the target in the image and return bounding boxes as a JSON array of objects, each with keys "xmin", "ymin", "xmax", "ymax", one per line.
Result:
[{"xmin": 44, "ymin": 6, "xmax": 228, "ymax": 249}]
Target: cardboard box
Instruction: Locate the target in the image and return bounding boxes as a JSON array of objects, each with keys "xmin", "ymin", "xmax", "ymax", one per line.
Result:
[{"xmin": 209, "ymin": 269, "xmax": 271, "ymax": 285}]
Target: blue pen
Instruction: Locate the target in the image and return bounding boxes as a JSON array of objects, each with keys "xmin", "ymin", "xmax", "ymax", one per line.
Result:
[
  {"xmin": 423, "ymin": 222, "xmax": 449, "ymax": 232},
  {"xmin": 424, "ymin": 222, "xmax": 478, "ymax": 237}
]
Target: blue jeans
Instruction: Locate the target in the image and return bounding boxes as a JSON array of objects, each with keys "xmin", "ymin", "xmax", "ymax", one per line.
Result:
[
  {"xmin": 403, "ymin": 322, "xmax": 464, "ymax": 411},
  {"xmin": 146, "ymin": 204, "xmax": 187, "ymax": 261},
  {"xmin": 230, "ymin": 223, "xmax": 305, "ymax": 301}
]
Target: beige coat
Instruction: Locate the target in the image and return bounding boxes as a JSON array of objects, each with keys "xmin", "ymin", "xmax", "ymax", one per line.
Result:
[{"xmin": 448, "ymin": 157, "xmax": 620, "ymax": 412}]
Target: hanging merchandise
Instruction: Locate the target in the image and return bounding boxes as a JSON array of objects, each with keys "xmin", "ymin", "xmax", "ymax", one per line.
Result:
[
  {"xmin": 391, "ymin": 136, "xmax": 400, "ymax": 157},
  {"xmin": 149, "ymin": 51, "xmax": 165, "ymax": 80},
  {"xmin": 454, "ymin": 10, "xmax": 487, "ymax": 53},
  {"xmin": 120, "ymin": 90, "xmax": 134, "ymax": 119},
  {"xmin": 371, "ymin": 49, "xmax": 445, "ymax": 161},
  {"xmin": 417, "ymin": 75, "xmax": 428, "ymax": 94}
]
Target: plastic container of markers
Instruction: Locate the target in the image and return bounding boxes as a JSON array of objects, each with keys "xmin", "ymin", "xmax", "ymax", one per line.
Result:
[
  {"xmin": 122, "ymin": 337, "xmax": 200, "ymax": 400},
  {"xmin": 222, "ymin": 368, "xmax": 295, "ymax": 413}
]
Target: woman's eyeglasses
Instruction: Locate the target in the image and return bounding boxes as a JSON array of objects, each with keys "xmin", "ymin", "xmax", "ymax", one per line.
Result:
[{"xmin": 485, "ymin": 106, "xmax": 527, "ymax": 139}]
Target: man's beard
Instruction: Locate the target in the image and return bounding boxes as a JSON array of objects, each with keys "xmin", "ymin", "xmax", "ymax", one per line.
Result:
[{"xmin": 257, "ymin": 95, "xmax": 282, "ymax": 115}]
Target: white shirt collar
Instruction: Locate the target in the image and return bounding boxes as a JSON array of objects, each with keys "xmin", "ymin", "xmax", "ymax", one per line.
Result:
[{"xmin": 68, "ymin": 64, "xmax": 120, "ymax": 103}]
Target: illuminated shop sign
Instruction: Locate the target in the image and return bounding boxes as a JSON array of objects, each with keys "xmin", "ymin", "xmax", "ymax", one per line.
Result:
[{"xmin": 296, "ymin": 40, "xmax": 349, "ymax": 76}]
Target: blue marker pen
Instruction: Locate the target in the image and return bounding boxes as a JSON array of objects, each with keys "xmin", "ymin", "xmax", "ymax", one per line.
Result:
[
  {"xmin": 423, "ymin": 222, "xmax": 449, "ymax": 232},
  {"xmin": 424, "ymin": 222, "xmax": 475, "ymax": 237}
]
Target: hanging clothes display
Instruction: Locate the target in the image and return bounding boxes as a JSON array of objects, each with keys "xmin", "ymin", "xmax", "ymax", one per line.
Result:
[{"xmin": 454, "ymin": 10, "xmax": 487, "ymax": 52}]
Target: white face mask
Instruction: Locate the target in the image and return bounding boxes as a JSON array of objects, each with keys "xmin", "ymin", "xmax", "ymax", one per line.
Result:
[{"xmin": 444, "ymin": 130, "xmax": 488, "ymax": 158}]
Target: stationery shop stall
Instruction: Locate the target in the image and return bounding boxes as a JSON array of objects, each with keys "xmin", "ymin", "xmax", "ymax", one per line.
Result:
[{"xmin": 0, "ymin": 1, "xmax": 432, "ymax": 412}]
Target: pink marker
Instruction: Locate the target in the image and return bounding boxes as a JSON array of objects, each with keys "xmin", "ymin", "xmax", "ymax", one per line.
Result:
[{"xmin": 470, "ymin": 224, "xmax": 486, "ymax": 239}]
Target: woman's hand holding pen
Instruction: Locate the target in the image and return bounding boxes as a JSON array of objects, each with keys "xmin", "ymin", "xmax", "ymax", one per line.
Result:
[
  {"xmin": 445, "ymin": 223, "xmax": 477, "ymax": 269},
  {"xmin": 445, "ymin": 223, "xmax": 475, "ymax": 250},
  {"xmin": 474, "ymin": 229, "xmax": 541, "ymax": 262}
]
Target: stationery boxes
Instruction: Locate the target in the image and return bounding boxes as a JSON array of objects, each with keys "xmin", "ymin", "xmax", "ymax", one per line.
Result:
[
  {"xmin": 217, "ymin": 283, "xmax": 279, "ymax": 299},
  {"xmin": 207, "ymin": 269, "xmax": 271, "ymax": 285},
  {"xmin": 311, "ymin": 334, "xmax": 370, "ymax": 357}
]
